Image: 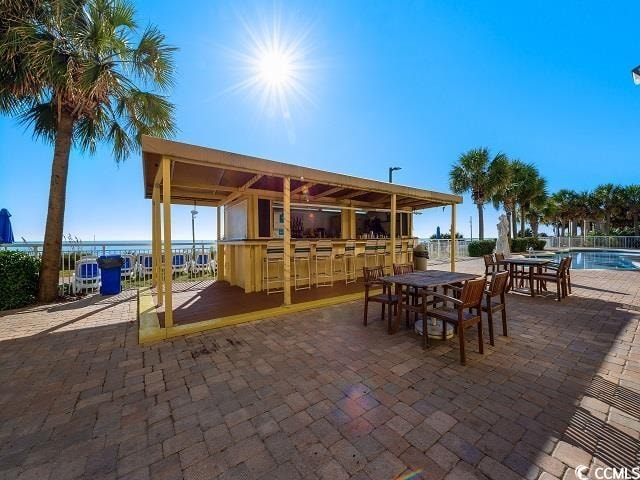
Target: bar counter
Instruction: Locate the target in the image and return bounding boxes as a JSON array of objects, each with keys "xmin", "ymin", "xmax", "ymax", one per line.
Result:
[{"xmin": 217, "ymin": 238, "xmax": 414, "ymax": 293}]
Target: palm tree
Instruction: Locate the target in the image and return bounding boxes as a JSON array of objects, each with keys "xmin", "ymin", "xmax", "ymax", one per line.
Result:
[
  {"xmin": 550, "ymin": 189, "xmax": 576, "ymax": 236},
  {"xmin": 569, "ymin": 191, "xmax": 592, "ymax": 236},
  {"xmin": 526, "ymin": 206, "xmax": 544, "ymax": 237},
  {"xmin": 592, "ymin": 184, "xmax": 623, "ymax": 235},
  {"xmin": 449, "ymin": 148, "xmax": 510, "ymax": 240},
  {"xmin": 622, "ymin": 184, "xmax": 640, "ymax": 236},
  {"xmin": 492, "ymin": 159, "xmax": 526, "ymax": 238},
  {"xmin": 514, "ymin": 164, "xmax": 547, "ymax": 236},
  {"xmin": 0, "ymin": 0, "xmax": 176, "ymax": 301},
  {"xmin": 541, "ymin": 197, "xmax": 562, "ymax": 237}
]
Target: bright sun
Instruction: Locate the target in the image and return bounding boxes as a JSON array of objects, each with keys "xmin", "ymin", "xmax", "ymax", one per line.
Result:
[
  {"xmin": 223, "ymin": 11, "xmax": 316, "ymax": 142},
  {"xmin": 259, "ymin": 51, "xmax": 292, "ymax": 87}
]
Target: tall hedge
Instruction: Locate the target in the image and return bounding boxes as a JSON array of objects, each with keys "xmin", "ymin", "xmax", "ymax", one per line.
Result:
[
  {"xmin": 0, "ymin": 251, "xmax": 40, "ymax": 310},
  {"xmin": 510, "ymin": 238, "xmax": 546, "ymax": 253},
  {"xmin": 468, "ymin": 240, "xmax": 496, "ymax": 257}
]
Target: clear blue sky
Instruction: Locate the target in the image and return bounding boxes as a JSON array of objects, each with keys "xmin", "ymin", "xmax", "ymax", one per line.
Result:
[{"xmin": 1, "ymin": 1, "xmax": 639, "ymax": 241}]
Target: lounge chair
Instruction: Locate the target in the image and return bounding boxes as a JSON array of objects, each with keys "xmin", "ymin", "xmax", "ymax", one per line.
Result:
[
  {"xmin": 71, "ymin": 257, "xmax": 100, "ymax": 293},
  {"xmin": 171, "ymin": 253, "xmax": 188, "ymax": 275},
  {"xmin": 120, "ymin": 254, "xmax": 135, "ymax": 279},
  {"xmin": 192, "ymin": 253, "xmax": 213, "ymax": 274},
  {"xmin": 137, "ymin": 254, "xmax": 153, "ymax": 277}
]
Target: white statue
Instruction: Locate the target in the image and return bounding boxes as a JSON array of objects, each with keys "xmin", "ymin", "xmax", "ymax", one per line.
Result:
[{"xmin": 495, "ymin": 214, "xmax": 511, "ymax": 257}]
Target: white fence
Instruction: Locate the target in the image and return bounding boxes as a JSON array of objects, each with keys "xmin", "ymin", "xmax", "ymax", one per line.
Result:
[
  {"xmin": 421, "ymin": 239, "xmax": 472, "ymax": 260},
  {"xmin": 1, "ymin": 241, "xmax": 217, "ymax": 295},
  {"xmin": 544, "ymin": 236, "xmax": 640, "ymax": 250}
]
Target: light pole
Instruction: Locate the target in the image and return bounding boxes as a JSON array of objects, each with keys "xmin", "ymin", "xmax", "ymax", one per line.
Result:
[
  {"xmin": 632, "ymin": 65, "xmax": 640, "ymax": 85},
  {"xmin": 191, "ymin": 203, "xmax": 198, "ymax": 258},
  {"xmin": 469, "ymin": 216, "xmax": 473, "ymax": 241},
  {"xmin": 388, "ymin": 166, "xmax": 402, "ymax": 183}
]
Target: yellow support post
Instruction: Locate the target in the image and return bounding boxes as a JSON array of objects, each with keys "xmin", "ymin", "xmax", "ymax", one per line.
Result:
[
  {"xmin": 216, "ymin": 206, "xmax": 221, "ymax": 241},
  {"xmin": 216, "ymin": 205, "xmax": 223, "ymax": 281},
  {"xmin": 450, "ymin": 203, "xmax": 457, "ymax": 272},
  {"xmin": 162, "ymin": 157, "xmax": 173, "ymax": 327},
  {"xmin": 283, "ymin": 177, "xmax": 291, "ymax": 306},
  {"xmin": 151, "ymin": 195, "xmax": 156, "ymax": 287},
  {"xmin": 390, "ymin": 194, "xmax": 397, "ymax": 265},
  {"xmin": 152, "ymin": 185, "xmax": 162, "ymax": 303}
]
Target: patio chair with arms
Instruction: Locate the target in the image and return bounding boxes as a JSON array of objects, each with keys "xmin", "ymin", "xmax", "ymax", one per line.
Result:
[
  {"xmin": 481, "ymin": 270, "xmax": 509, "ymax": 346},
  {"xmin": 533, "ymin": 257, "xmax": 570, "ymax": 301},
  {"xmin": 483, "ymin": 254, "xmax": 497, "ymax": 276},
  {"xmin": 425, "ymin": 277, "xmax": 487, "ymax": 365},
  {"xmin": 363, "ymin": 266, "xmax": 399, "ymax": 332},
  {"xmin": 393, "ymin": 263, "xmax": 420, "ymax": 326}
]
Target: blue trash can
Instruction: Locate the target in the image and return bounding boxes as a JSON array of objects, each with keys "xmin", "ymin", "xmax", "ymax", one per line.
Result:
[{"xmin": 98, "ymin": 255, "xmax": 123, "ymax": 295}]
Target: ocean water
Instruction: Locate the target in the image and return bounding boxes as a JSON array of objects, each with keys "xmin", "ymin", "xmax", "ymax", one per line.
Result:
[{"xmin": 4, "ymin": 240, "xmax": 216, "ymax": 254}]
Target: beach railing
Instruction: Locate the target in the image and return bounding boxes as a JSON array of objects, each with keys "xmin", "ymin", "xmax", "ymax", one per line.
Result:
[
  {"xmin": 544, "ymin": 236, "xmax": 640, "ymax": 250},
  {"xmin": 1, "ymin": 241, "xmax": 217, "ymax": 295},
  {"xmin": 422, "ymin": 239, "xmax": 472, "ymax": 260}
]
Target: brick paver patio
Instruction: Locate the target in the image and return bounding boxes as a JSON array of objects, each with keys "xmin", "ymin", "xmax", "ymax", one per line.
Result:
[{"xmin": 1, "ymin": 259, "xmax": 639, "ymax": 479}]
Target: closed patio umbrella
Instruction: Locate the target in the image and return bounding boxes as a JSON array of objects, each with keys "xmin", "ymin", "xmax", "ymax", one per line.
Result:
[{"xmin": 0, "ymin": 209, "xmax": 14, "ymax": 244}]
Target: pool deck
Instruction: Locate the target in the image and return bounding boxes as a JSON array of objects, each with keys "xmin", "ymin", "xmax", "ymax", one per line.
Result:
[{"xmin": 0, "ymin": 258, "xmax": 639, "ymax": 479}]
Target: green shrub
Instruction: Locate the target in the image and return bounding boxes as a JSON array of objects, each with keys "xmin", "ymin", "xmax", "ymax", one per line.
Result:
[
  {"xmin": 511, "ymin": 237, "xmax": 546, "ymax": 253},
  {"xmin": 0, "ymin": 251, "xmax": 40, "ymax": 310},
  {"xmin": 468, "ymin": 240, "xmax": 496, "ymax": 257}
]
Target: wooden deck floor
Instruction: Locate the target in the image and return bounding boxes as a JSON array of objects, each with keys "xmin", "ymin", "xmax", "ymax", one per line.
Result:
[{"xmin": 156, "ymin": 280, "xmax": 367, "ymax": 327}]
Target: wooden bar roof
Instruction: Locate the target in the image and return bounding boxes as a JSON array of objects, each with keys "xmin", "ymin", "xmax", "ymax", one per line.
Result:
[{"xmin": 141, "ymin": 136, "xmax": 462, "ymax": 210}]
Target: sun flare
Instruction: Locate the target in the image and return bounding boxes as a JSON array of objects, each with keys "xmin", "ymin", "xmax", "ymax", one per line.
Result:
[
  {"xmin": 223, "ymin": 11, "xmax": 316, "ymax": 142},
  {"xmin": 259, "ymin": 51, "xmax": 292, "ymax": 87}
]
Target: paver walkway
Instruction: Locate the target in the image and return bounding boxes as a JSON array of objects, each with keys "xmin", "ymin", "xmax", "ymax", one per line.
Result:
[{"xmin": 0, "ymin": 259, "xmax": 639, "ymax": 479}]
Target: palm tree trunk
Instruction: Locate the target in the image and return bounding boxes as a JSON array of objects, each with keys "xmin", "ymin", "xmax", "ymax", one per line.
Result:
[
  {"xmin": 477, "ymin": 203, "xmax": 484, "ymax": 240},
  {"xmin": 604, "ymin": 213, "xmax": 611, "ymax": 235},
  {"xmin": 38, "ymin": 110, "xmax": 74, "ymax": 302},
  {"xmin": 520, "ymin": 206, "xmax": 525, "ymax": 237},
  {"xmin": 505, "ymin": 209, "xmax": 512, "ymax": 238},
  {"xmin": 511, "ymin": 210, "xmax": 518, "ymax": 238},
  {"xmin": 634, "ymin": 214, "xmax": 639, "ymax": 236}
]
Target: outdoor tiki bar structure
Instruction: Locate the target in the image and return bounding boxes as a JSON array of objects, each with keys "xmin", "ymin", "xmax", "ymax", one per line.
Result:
[{"xmin": 141, "ymin": 136, "xmax": 462, "ymax": 334}]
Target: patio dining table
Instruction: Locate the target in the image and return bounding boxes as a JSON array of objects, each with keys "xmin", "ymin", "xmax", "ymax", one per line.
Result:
[
  {"xmin": 380, "ymin": 270, "xmax": 479, "ymax": 334},
  {"xmin": 499, "ymin": 257, "xmax": 551, "ymax": 297}
]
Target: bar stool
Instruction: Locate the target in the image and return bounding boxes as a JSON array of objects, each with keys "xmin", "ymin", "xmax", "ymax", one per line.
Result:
[
  {"xmin": 334, "ymin": 240, "xmax": 357, "ymax": 284},
  {"xmin": 314, "ymin": 240, "xmax": 333, "ymax": 287},
  {"xmin": 394, "ymin": 240, "xmax": 403, "ymax": 264},
  {"xmin": 293, "ymin": 240, "xmax": 311, "ymax": 290},
  {"xmin": 359, "ymin": 239, "xmax": 379, "ymax": 269},
  {"xmin": 376, "ymin": 239, "xmax": 389, "ymax": 274},
  {"xmin": 263, "ymin": 241, "xmax": 284, "ymax": 294},
  {"xmin": 406, "ymin": 238, "xmax": 416, "ymax": 265}
]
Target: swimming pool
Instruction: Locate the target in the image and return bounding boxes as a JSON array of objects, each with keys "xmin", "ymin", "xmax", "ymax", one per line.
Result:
[{"xmin": 553, "ymin": 250, "xmax": 640, "ymax": 270}]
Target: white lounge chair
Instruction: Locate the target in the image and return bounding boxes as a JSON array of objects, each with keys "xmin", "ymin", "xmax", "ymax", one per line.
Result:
[
  {"xmin": 192, "ymin": 253, "xmax": 213, "ymax": 274},
  {"xmin": 121, "ymin": 254, "xmax": 135, "ymax": 279},
  {"xmin": 171, "ymin": 253, "xmax": 188, "ymax": 275},
  {"xmin": 71, "ymin": 257, "xmax": 100, "ymax": 293},
  {"xmin": 137, "ymin": 254, "xmax": 153, "ymax": 277}
]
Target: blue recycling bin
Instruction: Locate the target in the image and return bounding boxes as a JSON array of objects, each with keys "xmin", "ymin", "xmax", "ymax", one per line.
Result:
[{"xmin": 98, "ymin": 255, "xmax": 123, "ymax": 295}]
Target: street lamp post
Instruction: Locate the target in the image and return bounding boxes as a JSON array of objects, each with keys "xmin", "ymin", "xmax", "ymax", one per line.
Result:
[
  {"xmin": 388, "ymin": 166, "xmax": 402, "ymax": 183},
  {"xmin": 191, "ymin": 203, "xmax": 198, "ymax": 258}
]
